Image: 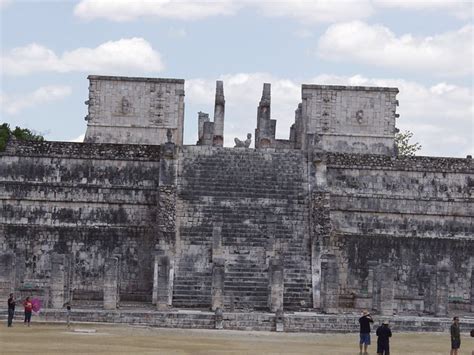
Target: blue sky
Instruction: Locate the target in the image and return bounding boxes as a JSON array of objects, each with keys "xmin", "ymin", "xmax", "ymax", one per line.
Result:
[{"xmin": 1, "ymin": 0, "xmax": 472, "ymax": 157}]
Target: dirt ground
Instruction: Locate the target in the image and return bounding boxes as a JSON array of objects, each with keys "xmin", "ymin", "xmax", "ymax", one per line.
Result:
[{"xmin": 1, "ymin": 323, "xmax": 473, "ymax": 355}]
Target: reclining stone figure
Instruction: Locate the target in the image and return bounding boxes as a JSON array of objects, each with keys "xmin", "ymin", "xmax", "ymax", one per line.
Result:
[{"xmin": 234, "ymin": 133, "xmax": 252, "ymax": 148}]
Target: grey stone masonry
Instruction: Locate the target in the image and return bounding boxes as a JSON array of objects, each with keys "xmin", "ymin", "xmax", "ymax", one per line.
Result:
[
  {"xmin": 300, "ymin": 85, "xmax": 399, "ymax": 155},
  {"xmin": 103, "ymin": 257, "xmax": 119, "ymax": 310},
  {"xmin": 0, "ymin": 253, "xmax": 15, "ymax": 300},
  {"xmin": 84, "ymin": 75, "xmax": 185, "ymax": 145}
]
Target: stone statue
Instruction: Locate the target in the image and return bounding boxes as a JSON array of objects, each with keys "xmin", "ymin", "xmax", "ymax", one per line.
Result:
[
  {"xmin": 166, "ymin": 128, "xmax": 173, "ymax": 143},
  {"xmin": 234, "ymin": 133, "xmax": 252, "ymax": 148}
]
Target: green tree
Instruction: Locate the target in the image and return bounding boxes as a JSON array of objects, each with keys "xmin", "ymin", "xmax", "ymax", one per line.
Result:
[
  {"xmin": 0, "ymin": 123, "xmax": 44, "ymax": 152},
  {"xmin": 395, "ymin": 130, "xmax": 421, "ymax": 156}
]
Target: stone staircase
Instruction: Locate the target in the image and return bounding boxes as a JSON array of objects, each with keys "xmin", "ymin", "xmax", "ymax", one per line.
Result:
[{"xmin": 173, "ymin": 146, "xmax": 312, "ymax": 311}]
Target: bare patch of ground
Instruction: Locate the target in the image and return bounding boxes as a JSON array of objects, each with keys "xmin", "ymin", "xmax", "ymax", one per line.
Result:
[{"xmin": 1, "ymin": 323, "xmax": 473, "ymax": 354}]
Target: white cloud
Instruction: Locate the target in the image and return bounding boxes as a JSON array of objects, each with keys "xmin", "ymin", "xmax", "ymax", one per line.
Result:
[
  {"xmin": 318, "ymin": 22, "xmax": 473, "ymax": 77},
  {"xmin": 1, "ymin": 85, "xmax": 72, "ymax": 115},
  {"xmin": 1, "ymin": 38, "xmax": 164, "ymax": 76},
  {"xmin": 70, "ymin": 134, "xmax": 85, "ymax": 143},
  {"xmin": 256, "ymin": 0, "xmax": 374, "ymax": 24},
  {"xmin": 373, "ymin": 0, "xmax": 473, "ymax": 20},
  {"xmin": 74, "ymin": 0, "xmax": 239, "ymax": 22},
  {"xmin": 186, "ymin": 72, "xmax": 472, "ymax": 157},
  {"xmin": 0, "ymin": 0, "xmax": 11, "ymax": 9}
]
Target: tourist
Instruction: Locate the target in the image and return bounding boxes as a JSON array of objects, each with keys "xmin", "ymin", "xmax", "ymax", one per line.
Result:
[
  {"xmin": 358, "ymin": 310, "xmax": 374, "ymax": 355},
  {"xmin": 450, "ymin": 316, "xmax": 461, "ymax": 355},
  {"xmin": 66, "ymin": 303, "xmax": 72, "ymax": 329},
  {"xmin": 7, "ymin": 293, "xmax": 15, "ymax": 327},
  {"xmin": 23, "ymin": 296, "xmax": 33, "ymax": 326},
  {"xmin": 376, "ymin": 321, "xmax": 392, "ymax": 355}
]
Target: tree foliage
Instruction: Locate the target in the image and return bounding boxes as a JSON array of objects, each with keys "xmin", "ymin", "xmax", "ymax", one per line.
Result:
[
  {"xmin": 0, "ymin": 123, "xmax": 44, "ymax": 152},
  {"xmin": 395, "ymin": 130, "xmax": 421, "ymax": 156}
]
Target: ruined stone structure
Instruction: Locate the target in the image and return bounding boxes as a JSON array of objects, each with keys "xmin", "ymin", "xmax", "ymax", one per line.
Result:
[{"xmin": 1, "ymin": 75, "xmax": 473, "ymax": 323}]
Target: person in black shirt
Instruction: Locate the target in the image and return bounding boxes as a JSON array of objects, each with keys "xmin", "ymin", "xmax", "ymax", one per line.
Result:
[
  {"xmin": 376, "ymin": 321, "xmax": 392, "ymax": 355},
  {"xmin": 7, "ymin": 293, "xmax": 16, "ymax": 327},
  {"xmin": 359, "ymin": 310, "xmax": 374, "ymax": 354}
]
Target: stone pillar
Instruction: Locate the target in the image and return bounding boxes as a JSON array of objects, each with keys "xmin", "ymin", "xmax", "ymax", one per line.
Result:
[
  {"xmin": 370, "ymin": 261, "xmax": 382, "ymax": 313},
  {"xmin": 202, "ymin": 121, "xmax": 214, "ymax": 146},
  {"xmin": 0, "ymin": 253, "xmax": 15, "ymax": 300},
  {"xmin": 213, "ymin": 80, "xmax": 225, "ymax": 146},
  {"xmin": 50, "ymin": 253, "xmax": 66, "ymax": 308},
  {"xmin": 211, "ymin": 224, "xmax": 225, "ymax": 310},
  {"xmin": 269, "ymin": 257, "xmax": 284, "ymax": 312},
  {"xmin": 435, "ymin": 265, "xmax": 450, "ymax": 316},
  {"xmin": 379, "ymin": 264, "xmax": 395, "ymax": 316},
  {"xmin": 212, "ymin": 259, "xmax": 225, "ymax": 311},
  {"xmin": 320, "ymin": 254, "xmax": 339, "ymax": 313},
  {"xmin": 255, "ymin": 83, "xmax": 276, "ymax": 148},
  {"xmin": 197, "ymin": 111, "xmax": 210, "ymax": 145},
  {"xmin": 471, "ymin": 265, "xmax": 474, "ymax": 313},
  {"xmin": 215, "ymin": 307, "xmax": 224, "ymax": 329},
  {"xmin": 103, "ymin": 257, "xmax": 119, "ymax": 310},
  {"xmin": 155, "ymin": 255, "xmax": 171, "ymax": 310},
  {"xmin": 275, "ymin": 309, "xmax": 284, "ymax": 332}
]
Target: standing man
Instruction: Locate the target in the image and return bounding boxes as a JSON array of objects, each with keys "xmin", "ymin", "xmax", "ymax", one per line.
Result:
[
  {"xmin": 7, "ymin": 293, "xmax": 15, "ymax": 327},
  {"xmin": 376, "ymin": 320, "xmax": 392, "ymax": 355},
  {"xmin": 450, "ymin": 316, "xmax": 461, "ymax": 355},
  {"xmin": 359, "ymin": 310, "xmax": 374, "ymax": 355}
]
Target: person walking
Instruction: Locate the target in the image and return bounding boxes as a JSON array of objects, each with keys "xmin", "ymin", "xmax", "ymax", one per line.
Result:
[
  {"xmin": 7, "ymin": 293, "xmax": 16, "ymax": 327},
  {"xmin": 359, "ymin": 310, "xmax": 374, "ymax": 355},
  {"xmin": 450, "ymin": 316, "xmax": 461, "ymax": 355},
  {"xmin": 376, "ymin": 320, "xmax": 392, "ymax": 355},
  {"xmin": 23, "ymin": 296, "xmax": 33, "ymax": 327}
]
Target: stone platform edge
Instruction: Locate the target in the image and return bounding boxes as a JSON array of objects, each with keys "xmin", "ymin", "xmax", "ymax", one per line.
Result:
[{"xmin": 2, "ymin": 309, "xmax": 474, "ymax": 333}]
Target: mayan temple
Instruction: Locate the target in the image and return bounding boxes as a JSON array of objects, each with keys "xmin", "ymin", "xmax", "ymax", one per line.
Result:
[{"xmin": 1, "ymin": 75, "xmax": 472, "ymax": 331}]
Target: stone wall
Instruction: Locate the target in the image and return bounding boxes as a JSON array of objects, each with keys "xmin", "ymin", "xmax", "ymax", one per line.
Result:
[
  {"xmin": 321, "ymin": 153, "xmax": 474, "ymax": 314},
  {"xmin": 0, "ymin": 140, "xmax": 162, "ymax": 303},
  {"xmin": 84, "ymin": 76, "xmax": 185, "ymax": 145}
]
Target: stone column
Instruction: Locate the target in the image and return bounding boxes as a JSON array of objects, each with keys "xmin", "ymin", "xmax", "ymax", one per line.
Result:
[
  {"xmin": 214, "ymin": 308, "xmax": 224, "ymax": 329},
  {"xmin": 211, "ymin": 224, "xmax": 225, "ymax": 311},
  {"xmin": 275, "ymin": 309, "xmax": 284, "ymax": 332},
  {"xmin": 255, "ymin": 83, "xmax": 275, "ymax": 148},
  {"xmin": 212, "ymin": 259, "xmax": 225, "ymax": 311},
  {"xmin": 311, "ymin": 239, "xmax": 321, "ymax": 309},
  {"xmin": 320, "ymin": 254, "xmax": 339, "ymax": 313},
  {"xmin": 379, "ymin": 264, "xmax": 395, "ymax": 316},
  {"xmin": 0, "ymin": 253, "xmax": 15, "ymax": 299},
  {"xmin": 155, "ymin": 255, "xmax": 171, "ymax": 310},
  {"xmin": 269, "ymin": 257, "xmax": 284, "ymax": 312},
  {"xmin": 50, "ymin": 253, "xmax": 66, "ymax": 308},
  {"xmin": 197, "ymin": 111, "xmax": 210, "ymax": 145},
  {"xmin": 103, "ymin": 257, "xmax": 119, "ymax": 310},
  {"xmin": 212, "ymin": 81, "xmax": 225, "ymax": 147},
  {"xmin": 370, "ymin": 261, "xmax": 382, "ymax": 313},
  {"xmin": 435, "ymin": 265, "xmax": 450, "ymax": 316},
  {"xmin": 471, "ymin": 265, "xmax": 474, "ymax": 313}
]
